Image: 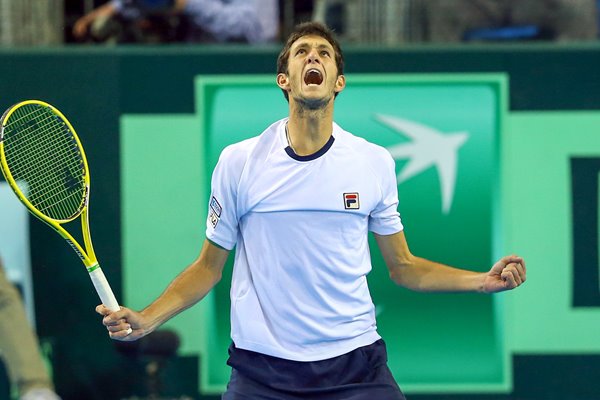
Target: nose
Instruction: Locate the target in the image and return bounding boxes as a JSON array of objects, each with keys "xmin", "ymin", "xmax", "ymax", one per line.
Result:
[{"xmin": 307, "ymin": 48, "xmax": 321, "ymax": 64}]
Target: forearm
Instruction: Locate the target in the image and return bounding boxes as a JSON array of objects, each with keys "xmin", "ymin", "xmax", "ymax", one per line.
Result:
[
  {"xmin": 375, "ymin": 232, "xmax": 525, "ymax": 295},
  {"xmin": 389, "ymin": 255, "xmax": 485, "ymax": 293},
  {"xmin": 98, "ymin": 240, "xmax": 229, "ymax": 341},
  {"xmin": 140, "ymin": 260, "xmax": 221, "ymax": 331}
]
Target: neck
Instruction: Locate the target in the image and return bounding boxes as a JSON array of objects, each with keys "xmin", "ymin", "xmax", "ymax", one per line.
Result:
[{"xmin": 286, "ymin": 99, "xmax": 334, "ymax": 156}]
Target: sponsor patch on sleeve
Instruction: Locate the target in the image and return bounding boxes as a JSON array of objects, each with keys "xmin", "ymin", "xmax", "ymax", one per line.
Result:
[
  {"xmin": 210, "ymin": 196, "xmax": 222, "ymax": 217},
  {"xmin": 208, "ymin": 208, "xmax": 220, "ymax": 228},
  {"xmin": 208, "ymin": 196, "xmax": 222, "ymax": 228}
]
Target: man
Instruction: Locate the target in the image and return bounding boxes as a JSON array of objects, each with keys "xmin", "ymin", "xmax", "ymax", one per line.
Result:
[{"xmin": 98, "ymin": 22, "xmax": 526, "ymax": 399}]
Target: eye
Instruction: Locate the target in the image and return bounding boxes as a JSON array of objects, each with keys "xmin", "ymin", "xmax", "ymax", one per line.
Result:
[
  {"xmin": 320, "ymin": 50, "xmax": 330, "ymax": 57},
  {"xmin": 295, "ymin": 49, "xmax": 306, "ymax": 56}
]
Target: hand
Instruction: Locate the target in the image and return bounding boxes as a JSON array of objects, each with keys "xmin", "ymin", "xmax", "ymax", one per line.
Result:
[
  {"xmin": 483, "ymin": 255, "xmax": 527, "ymax": 293},
  {"xmin": 73, "ymin": 16, "xmax": 92, "ymax": 39},
  {"xmin": 96, "ymin": 304, "xmax": 152, "ymax": 341}
]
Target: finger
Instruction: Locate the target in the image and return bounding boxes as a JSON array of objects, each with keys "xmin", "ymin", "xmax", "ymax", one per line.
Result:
[
  {"xmin": 506, "ymin": 263, "xmax": 523, "ymax": 285},
  {"xmin": 103, "ymin": 317, "xmax": 128, "ymax": 327},
  {"xmin": 106, "ymin": 322, "xmax": 131, "ymax": 333},
  {"xmin": 102, "ymin": 308, "xmax": 131, "ymax": 325},
  {"xmin": 95, "ymin": 304, "xmax": 111, "ymax": 316},
  {"xmin": 501, "ymin": 269, "xmax": 518, "ymax": 288},
  {"xmin": 520, "ymin": 259, "xmax": 527, "ymax": 274},
  {"xmin": 514, "ymin": 262, "xmax": 526, "ymax": 282},
  {"xmin": 109, "ymin": 327, "xmax": 135, "ymax": 341},
  {"xmin": 491, "ymin": 255, "xmax": 521, "ymax": 274},
  {"xmin": 102, "ymin": 315, "xmax": 130, "ymax": 327},
  {"xmin": 510, "ymin": 267, "xmax": 523, "ymax": 286},
  {"xmin": 502, "ymin": 254, "xmax": 523, "ymax": 265}
]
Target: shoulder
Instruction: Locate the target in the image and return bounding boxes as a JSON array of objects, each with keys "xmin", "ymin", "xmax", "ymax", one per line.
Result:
[
  {"xmin": 219, "ymin": 136, "xmax": 260, "ymax": 163},
  {"xmin": 335, "ymin": 124, "xmax": 395, "ymax": 170},
  {"xmin": 216, "ymin": 118, "xmax": 285, "ymax": 173},
  {"xmin": 214, "ymin": 137, "xmax": 259, "ymax": 183}
]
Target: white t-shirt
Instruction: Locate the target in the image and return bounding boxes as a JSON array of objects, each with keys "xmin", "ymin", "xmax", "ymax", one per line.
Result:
[{"xmin": 206, "ymin": 118, "xmax": 403, "ymax": 361}]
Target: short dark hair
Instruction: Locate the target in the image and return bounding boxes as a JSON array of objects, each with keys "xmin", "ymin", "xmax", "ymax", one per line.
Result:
[{"xmin": 276, "ymin": 22, "xmax": 345, "ymax": 101}]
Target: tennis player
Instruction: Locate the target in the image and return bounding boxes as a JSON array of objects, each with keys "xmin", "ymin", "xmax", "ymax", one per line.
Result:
[{"xmin": 98, "ymin": 22, "xmax": 527, "ymax": 399}]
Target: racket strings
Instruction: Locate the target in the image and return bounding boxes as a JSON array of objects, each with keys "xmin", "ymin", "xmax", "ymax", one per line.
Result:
[
  {"xmin": 8, "ymin": 120, "xmax": 81, "ymax": 196},
  {"xmin": 13, "ymin": 109, "xmax": 86, "ymax": 218},
  {"xmin": 5, "ymin": 113, "xmax": 75, "ymax": 189},
  {"xmin": 3, "ymin": 112, "xmax": 81, "ymax": 216},
  {"xmin": 2, "ymin": 104, "xmax": 86, "ymax": 220},
  {"xmin": 5, "ymin": 117, "xmax": 84, "ymax": 219},
  {"xmin": 5, "ymin": 116, "xmax": 74, "ymax": 186}
]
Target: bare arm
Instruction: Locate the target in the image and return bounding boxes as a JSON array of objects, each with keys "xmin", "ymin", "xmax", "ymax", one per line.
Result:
[
  {"xmin": 374, "ymin": 231, "xmax": 526, "ymax": 293},
  {"xmin": 96, "ymin": 239, "xmax": 229, "ymax": 340},
  {"xmin": 73, "ymin": 2, "xmax": 119, "ymax": 39}
]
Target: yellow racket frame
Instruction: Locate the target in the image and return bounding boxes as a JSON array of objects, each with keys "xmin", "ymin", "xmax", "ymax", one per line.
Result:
[
  {"xmin": 0, "ymin": 99, "xmax": 98, "ymax": 270},
  {"xmin": 0, "ymin": 100, "xmax": 122, "ymax": 314}
]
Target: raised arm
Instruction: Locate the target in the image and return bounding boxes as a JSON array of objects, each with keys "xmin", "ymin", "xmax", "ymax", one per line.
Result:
[
  {"xmin": 374, "ymin": 231, "xmax": 526, "ymax": 293},
  {"xmin": 96, "ymin": 239, "xmax": 229, "ymax": 341}
]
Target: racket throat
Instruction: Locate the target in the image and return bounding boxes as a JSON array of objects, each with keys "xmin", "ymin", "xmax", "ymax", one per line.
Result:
[{"xmin": 64, "ymin": 237, "xmax": 89, "ymax": 263}]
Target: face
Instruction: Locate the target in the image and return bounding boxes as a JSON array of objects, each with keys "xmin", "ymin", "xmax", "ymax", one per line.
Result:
[{"xmin": 277, "ymin": 34, "xmax": 345, "ymax": 110}]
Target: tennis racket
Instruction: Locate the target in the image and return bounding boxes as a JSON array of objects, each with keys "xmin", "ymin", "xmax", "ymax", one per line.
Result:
[{"xmin": 0, "ymin": 99, "xmax": 121, "ymax": 312}]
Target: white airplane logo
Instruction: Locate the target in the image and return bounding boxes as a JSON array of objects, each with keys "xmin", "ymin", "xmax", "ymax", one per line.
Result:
[{"xmin": 374, "ymin": 114, "xmax": 469, "ymax": 214}]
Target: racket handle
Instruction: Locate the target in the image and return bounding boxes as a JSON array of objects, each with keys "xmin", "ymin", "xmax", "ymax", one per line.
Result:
[{"xmin": 88, "ymin": 265, "xmax": 120, "ymax": 312}]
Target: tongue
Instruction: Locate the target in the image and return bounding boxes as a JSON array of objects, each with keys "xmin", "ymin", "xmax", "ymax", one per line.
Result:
[{"xmin": 305, "ymin": 70, "xmax": 323, "ymax": 85}]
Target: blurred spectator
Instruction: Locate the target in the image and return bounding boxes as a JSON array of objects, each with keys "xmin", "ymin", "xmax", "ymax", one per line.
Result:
[
  {"xmin": 0, "ymin": 258, "xmax": 61, "ymax": 400},
  {"xmin": 409, "ymin": 0, "xmax": 598, "ymax": 42},
  {"xmin": 73, "ymin": 0, "xmax": 279, "ymax": 44}
]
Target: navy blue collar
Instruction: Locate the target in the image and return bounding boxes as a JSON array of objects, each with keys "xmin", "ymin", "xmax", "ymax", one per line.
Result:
[{"xmin": 285, "ymin": 135, "xmax": 335, "ymax": 162}]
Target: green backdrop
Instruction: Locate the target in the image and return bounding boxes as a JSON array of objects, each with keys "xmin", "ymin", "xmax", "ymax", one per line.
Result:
[
  {"xmin": 191, "ymin": 74, "xmax": 505, "ymax": 393},
  {"xmin": 1, "ymin": 44, "xmax": 600, "ymax": 399}
]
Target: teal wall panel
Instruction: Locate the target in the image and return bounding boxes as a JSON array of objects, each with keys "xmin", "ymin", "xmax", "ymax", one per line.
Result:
[
  {"xmin": 192, "ymin": 74, "xmax": 507, "ymax": 393},
  {"xmin": 504, "ymin": 112, "xmax": 600, "ymax": 353}
]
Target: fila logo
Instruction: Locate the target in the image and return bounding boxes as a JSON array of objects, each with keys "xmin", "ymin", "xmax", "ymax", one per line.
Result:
[{"xmin": 344, "ymin": 192, "xmax": 360, "ymax": 209}]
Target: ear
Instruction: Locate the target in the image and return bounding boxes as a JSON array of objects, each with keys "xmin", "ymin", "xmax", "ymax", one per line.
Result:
[
  {"xmin": 334, "ymin": 74, "xmax": 346, "ymax": 94},
  {"xmin": 277, "ymin": 73, "xmax": 290, "ymax": 91}
]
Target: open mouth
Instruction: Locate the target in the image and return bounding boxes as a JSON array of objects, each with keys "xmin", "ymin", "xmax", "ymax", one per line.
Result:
[{"xmin": 304, "ymin": 68, "xmax": 323, "ymax": 86}]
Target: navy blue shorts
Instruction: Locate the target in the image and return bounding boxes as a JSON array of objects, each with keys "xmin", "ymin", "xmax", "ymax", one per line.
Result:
[{"xmin": 222, "ymin": 339, "xmax": 406, "ymax": 400}]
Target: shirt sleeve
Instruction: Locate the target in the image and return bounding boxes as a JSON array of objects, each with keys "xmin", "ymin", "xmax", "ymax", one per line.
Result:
[
  {"xmin": 368, "ymin": 150, "xmax": 404, "ymax": 235},
  {"xmin": 205, "ymin": 146, "xmax": 242, "ymax": 250}
]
